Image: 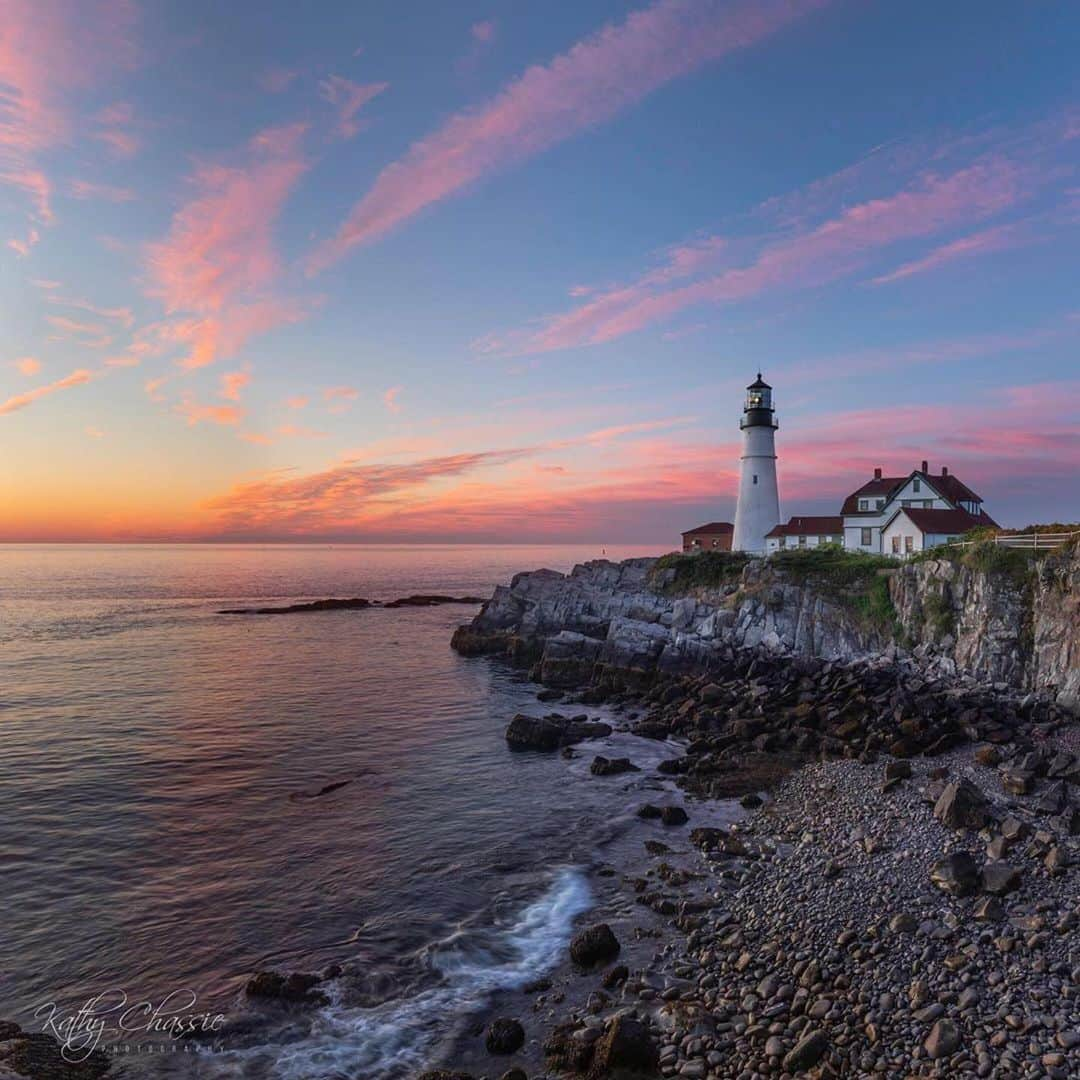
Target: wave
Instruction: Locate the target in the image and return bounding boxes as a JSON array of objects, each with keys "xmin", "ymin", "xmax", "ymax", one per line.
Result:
[{"xmin": 209, "ymin": 867, "xmax": 591, "ymax": 1080}]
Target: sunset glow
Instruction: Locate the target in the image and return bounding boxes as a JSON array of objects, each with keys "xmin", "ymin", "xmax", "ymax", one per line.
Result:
[{"xmin": 2, "ymin": 1, "xmax": 1078, "ymax": 542}]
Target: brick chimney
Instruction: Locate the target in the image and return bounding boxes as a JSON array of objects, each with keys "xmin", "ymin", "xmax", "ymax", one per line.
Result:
[
  {"xmin": 941, "ymin": 465, "xmax": 949, "ymax": 476},
  {"xmin": 921, "ymin": 459, "xmax": 928, "ymax": 473},
  {"xmin": 874, "ymin": 467, "xmax": 882, "ymax": 480}
]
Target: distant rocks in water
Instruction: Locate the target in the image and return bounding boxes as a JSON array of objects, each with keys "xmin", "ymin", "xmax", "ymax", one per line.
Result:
[
  {"xmin": 220, "ymin": 597, "xmax": 373, "ymax": 615},
  {"xmin": 0, "ymin": 1022, "xmax": 111, "ymax": 1079},
  {"xmin": 569, "ymin": 922, "xmax": 620, "ymax": 967},
  {"xmin": 219, "ymin": 594, "xmax": 483, "ymax": 615},
  {"xmin": 505, "ymin": 713, "xmax": 612, "ymax": 751},
  {"xmin": 289, "ymin": 778, "xmax": 351, "ymax": 801},
  {"xmin": 244, "ymin": 970, "xmax": 328, "ymax": 1005},
  {"xmin": 589, "ymin": 755, "xmax": 639, "ymax": 776},
  {"xmin": 485, "ymin": 1017, "xmax": 525, "ymax": 1055}
]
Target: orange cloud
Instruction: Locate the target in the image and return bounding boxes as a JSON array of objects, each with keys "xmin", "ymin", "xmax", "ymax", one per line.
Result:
[
  {"xmin": 0, "ymin": 368, "xmax": 94, "ymax": 416},
  {"xmin": 46, "ymin": 314, "xmax": 112, "ymax": 348},
  {"xmin": 220, "ymin": 368, "xmax": 252, "ymax": 401},
  {"xmin": 13, "ymin": 356, "xmax": 41, "ymax": 376},
  {"xmin": 145, "ymin": 122, "xmax": 310, "ymax": 369},
  {"xmin": 324, "ymin": 385, "xmax": 359, "ymax": 413},
  {"xmin": 285, "ymin": 394, "xmax": 309, "ymax": 409},
  {"xmin": 307, "ymin": 0, "xmax": 827, "ymax": 271},
  {"xmin": 383, "ymin": 385, "xmax": 402, "ymax": 413},
  {"xmin": 175, "ymin": 395, "xmax": 243, "ymax": 427}
]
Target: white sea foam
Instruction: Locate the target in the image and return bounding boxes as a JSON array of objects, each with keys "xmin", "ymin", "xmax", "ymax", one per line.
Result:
[{"xmin": 210, "ymin": 867, "xmax": 591, "ymax": 1079}]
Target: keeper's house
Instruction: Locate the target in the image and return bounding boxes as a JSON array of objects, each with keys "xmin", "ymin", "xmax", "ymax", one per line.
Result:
[
  {"xmin": 764, "ymin": 516, "xmax": 843, "ymax": 554},
  {"xmin": 681, "ymin": 521, "xmax": 733, "ymax": 552},
  {"xmin": 841, "ymin": 461, "xmax": 996, "ymax": 554}
]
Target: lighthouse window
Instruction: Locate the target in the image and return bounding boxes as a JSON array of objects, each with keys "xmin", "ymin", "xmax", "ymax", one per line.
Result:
[{"xmin": 752, "ymin": 474, "xmax": 758, "ymax": 485}]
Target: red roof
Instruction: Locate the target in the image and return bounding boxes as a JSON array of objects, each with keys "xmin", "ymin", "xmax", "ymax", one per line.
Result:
[
  {"xmin": 766, "ymin": 516, "xmax": 843, "ymax": 538},
  {"xmin": 841, "ymin": 470, "xmax": 984, "ymax": 515},
  {"xmin": 681, "ymin": 521, "xmax": 733, "ymax": 537},
  {"xmin": 887, "ymin": 507, "xmax": 998, "ymax": 535}
]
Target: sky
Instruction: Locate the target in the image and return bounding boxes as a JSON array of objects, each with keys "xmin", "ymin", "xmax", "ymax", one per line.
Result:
[{"xmin": 1, "ymin": 0, "xmax": 1078, "ymax": 544}]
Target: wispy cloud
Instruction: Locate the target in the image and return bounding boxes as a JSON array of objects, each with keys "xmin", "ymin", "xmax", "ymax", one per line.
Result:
[
  {"xmin": 11, "ymin": 356, "xmax": 41, "ymax": 376},
  {"xmin": 259, "ymin": 67, "xmax": 299, "ymax": 94},
  {"xmin": 869, "ymin": 224, "xmax": 1027, "ymax": 285},
  {"xmin": 0, "ymin": 368, "xmax": 94, "ymax": 416},
  {"xmin": 383, "ymin": 385, "xmax": 402, "ymax": 413},
  {"xmin": 324, "ymin": 384, "xmax": 359, "ymax": 413},
  {"xmin": 307, "ymin": 0, "xmax": 828, "ymax": 271},
  {"xmin": 145, "ymin": 122, "xmax": 310, "ymax": 369},
  {"xmin": 481, "ymin": 115, "xmax": 1075, "ymax": 356},
  {"xmin": 47, "ymin": 295, "xmax": 135, "ymax": 328},
  {"xmin": 285, "ymin": 394, "xmax": 309, "ymax": 409},
  {"xmin": 46, "ymin": 314, "xmax": 112, "ymax": 348},
  {"xmin": 175, "ymin": 395, "xmax": 244, "ymax": 426},
  {"xmin": 318, "ymin": 75, "xmax": 388, "ymax": 140},
  {"xmin": 220, "ymin": 368, "xmax": 252, "ymax": 401},
  {"xmin": 69, "ymin": 178, "xmax": 136, "ymax": 202}
]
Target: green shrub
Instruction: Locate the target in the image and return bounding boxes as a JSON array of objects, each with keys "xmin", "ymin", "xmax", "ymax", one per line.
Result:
[
  {"xmin": 648, "ymin": 550, "xmax": 752, "ymax": 593},
  {"xmin": 922, "ymin": 589, "xmax": 956, "ymax": 638},
  {"xmin": 768, "ymin": 545, "xmax": 895, "ymax": 590},
  {"xmin": 850, "ymin": 574, "xmax": 902, "ymax": 636}
]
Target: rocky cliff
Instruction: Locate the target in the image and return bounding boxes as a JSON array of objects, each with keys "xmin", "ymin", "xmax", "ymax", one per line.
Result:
[{"xmin": 453, "ymin": 544, "xmax": 1079, "ymax": 709}]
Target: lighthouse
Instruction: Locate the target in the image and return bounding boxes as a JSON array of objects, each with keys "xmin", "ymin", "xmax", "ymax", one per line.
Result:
[{"xmin": 732, "ymin": 373, "xmax": 780, "ymax": 553}]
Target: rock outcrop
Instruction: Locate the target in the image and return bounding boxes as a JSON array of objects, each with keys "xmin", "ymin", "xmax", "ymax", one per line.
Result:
[{"xmin": 452, "ymin": 544, "xmax": 1079, "ymax": 710}]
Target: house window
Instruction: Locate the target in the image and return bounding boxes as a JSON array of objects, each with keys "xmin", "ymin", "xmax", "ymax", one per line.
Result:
[
  {"xmin": 876, "ymin": 500, "xmax": 885, "ymax": 509},
  {"xmin": 861, "ymin": 528, "xmax": 872, "ymax": 546},
  {"xmin": 891, "ymin": 536, "xmax": 901, "ymax": 554},
  {"xmin": 859, "ymin": 499, "xmax": 868, "ymax": 511},
  {"xmin": 778, "ymin": 536, "xmax": 786, "ymax": 548},
  {"xmin": 923, "ymin": 500, "xmax": 932, "ymax": 508},
  {"xmin": 904, "ymin": 536, "xmax": 914, "ymax": 553},
  {"xmin": 913, "ymin": 478, "xmax": 921, "ymax": 493},
  {"xmin": 902, "ymin": 500, "xmax": 913, "ymax": 507},
  {"xmin": 798, "ymin": 535, "xmax": 807, "ymax": 547}
]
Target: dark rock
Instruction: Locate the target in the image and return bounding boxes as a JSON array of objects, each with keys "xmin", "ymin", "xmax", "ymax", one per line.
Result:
[
  {"xmin": 522, "ymin": 977, "xmax": 552, "ymax": 993},
  {"xmin": 601, "ymin": 964, "xmax": 629, "ymax": 989},
  {"xmin": 980, "ymin": 862, "xmax": 1022, "ymax": 896},
  {"xmin": 1045, "ymin": 845, "xmax": 1069, "ymax": 874},
  {"xmin": 643, "ymin": 839, "xmax": 670, "ymax": 855},
  {"xmin": 570, "ymin": 923, "xmax": 620, "ymax": 967},
  {"xmin": 589, "ymin": 756, "xmax": 639, "ymax": 776},
  {"xmin": 636, "ymin": 804, "xmax": 662, "ymax": 820},
  {"xmin": 0, "ymin": 1031, "xmax": 111, "ymax": 1079},
  {"xmin": 782, "ymin": 1028, "xmax": 829, "ymax": 1072},
  {"xmin": 1000, "ymin": 767, "xmax": 1035, "ymax": 795},
  {"xmin": 924, "ymin": 1018, "xmax": 962, "ymax": 1059},
  {"xmin": 245, "ymin": 970, "xmax": 327, "ymax": 1005},
  {"xmin": 660, "ymin": 805, "xmax": 688, "ymax": 826},
  {"xmin": 590, "ymin": 1015, "xmax": 658, "ymax": 1076},
  {"xmin": 417, "ymin": 1072, "xmax": 476, "ymax": 1080},
  {"xmin": 505, "ymin": 715, "xmax": 563, "ymax": 751},
  {"xmin": 740, "ymin": 792, "xmax": 763, "ymax": 808},
  {"xmin": 885, "ymin": 760, "xmax": 912, "ymax": 780},
  {"xmin": 1036, "ymin": 780, "xmax": 1068, "ymax": 814},
  {"xmin": 933, "ymin": 779, "xmax": 988, "ymax": 830},
  {"xmin": 219, "ymin": 597, "xmax": 372, "ymax": 615},
  {"xmin": 930, "ymin": 851, "xmax": 980, "ymax": 897},
  {"xmin": 975, "ymin": 745, "xmax": 1002, "ymax": 766},
  {"xmin": 486, "ymin": 1018, "xmax": 525, "ymax": 1055}
]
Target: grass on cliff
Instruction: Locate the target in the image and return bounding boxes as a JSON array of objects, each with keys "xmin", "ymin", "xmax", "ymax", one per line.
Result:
[
  {"xmin": 911, "ymin": 537, "xmax": 1036, "ymax": 587},
  {"xmin": 647, "ymin": 550, "xmax": 752, "ymax": 594}
]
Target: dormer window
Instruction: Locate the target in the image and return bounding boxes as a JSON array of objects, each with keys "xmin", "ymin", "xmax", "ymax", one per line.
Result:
[
  {"xmin": 913, "ymin": 478, "xmax": 921, "ymax": 493},
  {"xmin": 859, "ymin": 499, "xmax": 869, "ymax": 511}
]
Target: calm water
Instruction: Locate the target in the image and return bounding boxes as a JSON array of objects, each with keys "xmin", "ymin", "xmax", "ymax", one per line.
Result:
[{"xmin": 0, "ymin": 543, "xmax": 665, "ymax": 1078}]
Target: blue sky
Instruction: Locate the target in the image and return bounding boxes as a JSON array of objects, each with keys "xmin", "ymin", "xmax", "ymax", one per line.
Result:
[{"xmin": 1, "ymin": 0, "xmax": 1078, "ymax": 541}]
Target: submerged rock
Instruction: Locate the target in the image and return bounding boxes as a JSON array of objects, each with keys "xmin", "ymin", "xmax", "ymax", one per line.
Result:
[{"xmin": 589, "ymin": 756, "xmax": 639, "ymax": 776}]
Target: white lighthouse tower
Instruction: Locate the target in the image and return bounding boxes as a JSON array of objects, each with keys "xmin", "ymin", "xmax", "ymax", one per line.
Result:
[{"xmin": 732, "ymin": 373, "xmax": 780, "ymax": 554}]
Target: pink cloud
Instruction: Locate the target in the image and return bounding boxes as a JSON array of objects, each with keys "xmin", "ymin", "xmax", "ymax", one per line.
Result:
[
  {"xmin": 220, "ymin": 368, "xmax": 252, "ymax": 401},
  {"xmin": 7, "ymin": 228, "xmax": 39, "ymax": 256},
  {"xmin": 324, "ymin": 384, "xmax": 359, "ymax": 413},
  {"xmin": 285, "ymin": 394, "xmax": 309, "ymax": 409},
  {"xmin": 46, "ymin": 314, "xmax": 112, "ymax": 347},
  {"xmin": 307, "ymin": 0, "xmax": 828, "ymax": 271},
  {"xmin": 318, "ymin": 75, "xmax": 388, "ymax": 140},
  {"xmin": 471, "ymin": 20, "xmax": 497, "ymax": 44},
  {"xmin": 383, "ymin": 385, "xmax": 402, "ymax": 413},
  {"xmin": 145, "ymin": 123, "xmax": 310, "ymax": 369},
  {"xmin": 48, "ymin": 295, "xmax": 134, "ymax": 328},
  {"xmin": 0, "ymin": 1, "xmax": 138, "ymax": 231},
  {"xmin": 0, "ymin": 368, "xmax": 94, "ymax": 416},
  {"xmin": 69, "ymin": 178, "xmax": 136, "ymax": 202},
  {"xmin": 259, "ymin": 68, "xmax": 299, "ymax": 94},
  {"xmin": 494, "ymin": 152, "xmax": 1037, "ymax": 355},
  {"xmin": 870, "ymin": 224, "xmax": 1025, "ymax": 285}
]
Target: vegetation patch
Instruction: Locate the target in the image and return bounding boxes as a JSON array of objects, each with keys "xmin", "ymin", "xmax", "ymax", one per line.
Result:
[
  {"xmin": 914, "ymin": 538, "xmax": 1036, "ymax": 587},
  {"xmin": 768, "ymin": 545, "xmax": 895, "ymax": 590},
  {"xmin": 648, "ymin": 550, "xmax": 752, "ymax": 594},
  {"xmin": 921, "ymin": 589, "xmax": 956, "ymax": 639}
]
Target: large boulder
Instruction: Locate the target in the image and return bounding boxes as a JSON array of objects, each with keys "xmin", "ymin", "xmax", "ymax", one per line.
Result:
[
  {"xmin": 930, "ymin": 852, "xmax": 980, "ymax": 897},
  {"xmin": 782, "ymin": 1029, "xmax": 829, "ymax": 1072},
  {"xmin": 589, "ymin": 1015, "xmax": 658, "ymax": 1076},
  {"xmin": 933, "ymin": 779, "xmax": 988, "ymax": 830},
  {"xmin": 245, "ymin": 970, "xmax": 327, "ymax": 1005},
  {"xmin": 505, "ymin": 715, "xmax": 564, "ymax": 751},
  {"xmin": 570, "ymin": 923, "xmax": 621, "ymax": 967},
  {"xmin": 485, "ymin": 1018, "xmax": 525, "ymax": 1055},
  {"xmin": 589, "ymin": 756, "xmax": 639, "ymax": 776}
]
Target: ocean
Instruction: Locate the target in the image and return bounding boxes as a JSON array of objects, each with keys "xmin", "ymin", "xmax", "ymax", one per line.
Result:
[{"xmin": 0, "ymin": 542, "xmax": 673, "ymax": 1078}]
